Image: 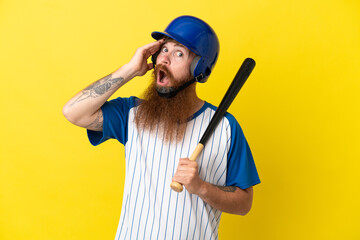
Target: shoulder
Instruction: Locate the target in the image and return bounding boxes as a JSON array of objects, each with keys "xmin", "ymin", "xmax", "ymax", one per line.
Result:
[
  {"xmin": 204, "ymin": 102, "xmax": 241, "ymax": 129},
  {"xmin": 224, "ymin": 112, "xmax": 241, "ymax": 131},
  {"xmin": 106, "ymin": 96, "xmax": 142, "ymax": 109},
  {"xmin": 102, "ymin": 96, "xmax": 142, "ymax": 115},
  {"xmin": 100, "ymin": 96, "xmax": 143, "ymax": 119}
]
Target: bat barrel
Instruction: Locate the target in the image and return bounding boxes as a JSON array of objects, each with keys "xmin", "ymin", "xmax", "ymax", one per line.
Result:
[{"xmin": 199, "ymin": 58, "xmax": 255, "ymax": 145}]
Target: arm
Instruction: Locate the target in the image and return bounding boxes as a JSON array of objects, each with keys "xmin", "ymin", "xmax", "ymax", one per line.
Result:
[
  {"xmin": 62, "ymin": 39, "xmax": 165, "ymax": 131},
  {"xmin": 172, "ymin": 158, "xmax": 253, "ymax": 216}
]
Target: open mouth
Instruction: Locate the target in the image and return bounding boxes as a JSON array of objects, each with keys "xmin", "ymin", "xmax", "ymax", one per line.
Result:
[
  {"xmin": 157, "ymin": 69, "xmax": 170, "ymax": 86},
  {"xmin": 159, "ymin": 70, "xmax": 166, "ymax": 83}
]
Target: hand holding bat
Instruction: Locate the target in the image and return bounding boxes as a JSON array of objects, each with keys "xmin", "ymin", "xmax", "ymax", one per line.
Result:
[{"xmin": 171, "ymin": 158, "xmax": 204, "ymax": 194}]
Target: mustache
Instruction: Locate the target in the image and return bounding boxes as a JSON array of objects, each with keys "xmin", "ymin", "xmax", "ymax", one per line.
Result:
[{"xmin": 154, "ymin": 64, "xmax": 174, "ymax": 80}]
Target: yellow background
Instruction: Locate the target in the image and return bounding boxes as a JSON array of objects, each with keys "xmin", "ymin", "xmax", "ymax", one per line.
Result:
[{"xmin": 1, "ymin": 0, "xmax": 359, "ymax": 239}]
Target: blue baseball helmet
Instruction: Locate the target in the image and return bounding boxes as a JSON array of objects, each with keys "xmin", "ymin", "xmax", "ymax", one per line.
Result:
[{"xmin": 151, "ymin": 15, "xmax": 220, "ymax": 83}]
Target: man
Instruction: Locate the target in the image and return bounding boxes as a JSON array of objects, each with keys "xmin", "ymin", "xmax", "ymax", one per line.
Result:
[{"xmin": 63, "ymin": 15, "xmax": 260, "ymax": 240}]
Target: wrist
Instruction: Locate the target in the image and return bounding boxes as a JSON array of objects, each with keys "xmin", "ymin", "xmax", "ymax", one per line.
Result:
[{"xmin": 197, "ymin": 180, "xmax": 210, "ymax": 199}]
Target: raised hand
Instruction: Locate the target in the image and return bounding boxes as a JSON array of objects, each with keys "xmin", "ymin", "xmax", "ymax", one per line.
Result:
[{"xmin": 126, "ymin": 39, "xmax": 165, "ymax": 78}]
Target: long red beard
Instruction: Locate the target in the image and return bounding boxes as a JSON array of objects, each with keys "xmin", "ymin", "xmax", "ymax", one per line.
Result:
[{"xmin": 134, "ymin": 71, "xmax": 195, "ymax": 143}]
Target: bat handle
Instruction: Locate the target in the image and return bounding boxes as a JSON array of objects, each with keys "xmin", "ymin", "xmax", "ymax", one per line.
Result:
[{"xmin": 170, "ymin": 143, "xmax": 204, "ymax": 192}]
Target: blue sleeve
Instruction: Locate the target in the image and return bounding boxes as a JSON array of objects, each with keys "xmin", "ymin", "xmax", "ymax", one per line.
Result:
[
  {"xmin": 87, "ymin": 96, "xmax": 139, "ymax": 146},
  {"xmin": 225, "ymin": 113, "xmax": 261, "ymax": 189}
]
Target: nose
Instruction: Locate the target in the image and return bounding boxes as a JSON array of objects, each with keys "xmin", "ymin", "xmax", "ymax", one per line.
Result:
[{"xmin": 157, "ymin": 52, "xmax": 170, "ymax": 65}]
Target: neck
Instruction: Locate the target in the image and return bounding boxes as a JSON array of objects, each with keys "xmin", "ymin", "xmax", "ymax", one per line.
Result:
[{"xmin": 187, "ymin": 83, "xmax": 205, "ymax": 116}]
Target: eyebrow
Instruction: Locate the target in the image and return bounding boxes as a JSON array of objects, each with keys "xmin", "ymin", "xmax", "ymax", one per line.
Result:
[{"xmin": 162, "ymin": 41, "xmax": 189, "ymax": 52}]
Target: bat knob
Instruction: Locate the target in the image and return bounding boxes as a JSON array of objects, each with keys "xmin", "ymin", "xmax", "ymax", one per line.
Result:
[{"xmin": 170, "ymin": 182, "xmax": 183, "ymax": 192}]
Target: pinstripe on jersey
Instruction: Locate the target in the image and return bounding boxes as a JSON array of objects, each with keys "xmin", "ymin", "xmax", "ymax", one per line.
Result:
[{"xmin": 87, "ymin": 96, "xmax": 260, "ymax": 240}]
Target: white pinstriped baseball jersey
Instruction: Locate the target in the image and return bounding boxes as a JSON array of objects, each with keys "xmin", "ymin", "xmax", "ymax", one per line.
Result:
[{"xmin": 88, "ymin": 96, "xmax": 260, "ymax": 240}]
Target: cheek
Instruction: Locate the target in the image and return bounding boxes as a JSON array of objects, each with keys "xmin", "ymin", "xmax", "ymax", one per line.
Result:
[
  {"xmin": 172, "ymin": 64, "xmax": 188, "ymax": 77},
  {"xmin": 181, "ymin": 60, "xmax": 193, "ymax": 75},
  {"xmin": 170, "ymin": 57, "xmax": 193, "ymax": 80},
  {"xmin": 177, "ymin": 67, "xmax": 191, "ymax": 80}
]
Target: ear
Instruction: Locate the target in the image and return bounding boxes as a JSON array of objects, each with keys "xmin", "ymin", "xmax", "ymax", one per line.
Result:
[{"xmin": 190, "ymin": 56, "xmax": 201, "ymax": 77}]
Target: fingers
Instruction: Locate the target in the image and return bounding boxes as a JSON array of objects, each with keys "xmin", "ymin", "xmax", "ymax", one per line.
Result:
[
  {"xmin": 140, "ymin": 39, "xmax": 165, "ymax": 58},
  {"xmin": 128, "ymin": 39, "xmax": 164, "ymax": 77},
  {"xmin": 177, "ymin": 158, "xmax": 197, "ymax": 167},
  {"xmin": 172, "ymin": 159, "xmax": 199, "ymax": 181},
  {"xmin": 147, "ymin": 63, "xmax": 154, "ymax": 70},
  {"xmin": 172, "ymin": 158, "xmax": 203, "ymax": 195}
]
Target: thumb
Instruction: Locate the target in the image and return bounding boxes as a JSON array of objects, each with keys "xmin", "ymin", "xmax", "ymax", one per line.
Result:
[{"xmin": 147, "ymin": 63, "xmax": 154, "ymax": 70}]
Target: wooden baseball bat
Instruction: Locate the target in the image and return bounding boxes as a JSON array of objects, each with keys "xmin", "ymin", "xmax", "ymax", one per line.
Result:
[{"xmin": 170, "ymin": 58, "xmax": 256, "ymax": 192}]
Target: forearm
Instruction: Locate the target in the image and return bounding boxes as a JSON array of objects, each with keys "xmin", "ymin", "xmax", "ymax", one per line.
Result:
[
  {"xmin": 62, "ymin": 64, "xmax": 134, "ymax": 127},
  {"xmin": 63, "ymin": 40, "xmax": 164, "ymax": 128},
  {"xmin": 197, "ymin": 182, "xmax": 253, "ymax": 215},
  {"xmin": 172, "ymin": 158, "xmax": 254, "ymax": 215}
]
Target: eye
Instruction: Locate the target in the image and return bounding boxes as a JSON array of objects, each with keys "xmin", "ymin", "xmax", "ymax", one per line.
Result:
[
  {"xmin": 162, "ymin": 47, "xmax": 168, "ymax": 53},
  {"xmin": 176, "ymin": 51, "xmax": 183, "ymax": 57}
]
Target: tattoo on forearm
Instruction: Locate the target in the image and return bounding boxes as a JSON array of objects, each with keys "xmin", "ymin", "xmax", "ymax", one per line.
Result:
[
  {"xmin": 70, "ymin": 74, "xmax": 124, "ymax": 107},
  {"xmin": 85, "ymin": 110, "xmax": 103, "ymax": 131},
  {"xmin": 214, "ymin": 185, "xmax": 237, "ymax": 192}
]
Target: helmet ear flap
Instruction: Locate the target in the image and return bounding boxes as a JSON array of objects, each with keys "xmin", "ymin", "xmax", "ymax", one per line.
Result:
[
  {"xmin": 190, "ymin": 56, "xmax": 201, "ymax": 78},
  {"xmin": 191, "ymin": 56, "xmax": 208, "ymax": 83}
]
